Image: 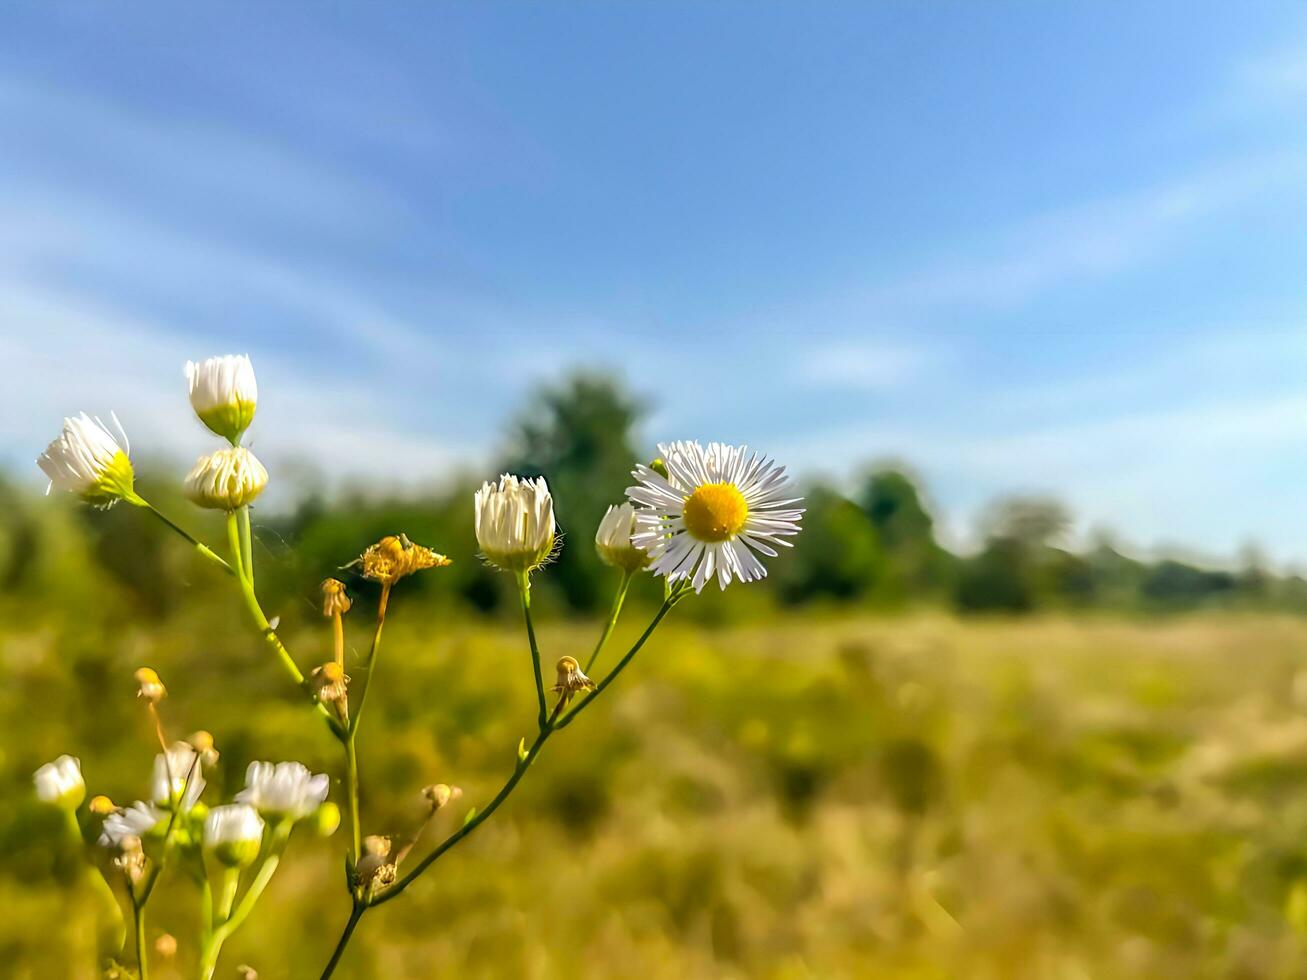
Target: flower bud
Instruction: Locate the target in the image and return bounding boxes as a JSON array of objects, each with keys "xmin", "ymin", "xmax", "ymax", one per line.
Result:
[
  {"xmin": 135, "ymin": 667, "xmax": 167, "ymax": 704},
  {"xmin": 355, "ymin": 835, "xmax": 395, "ymax": 888},
  {"xmin": 34, "ymin": 755, "xmax": 85, "ymax": 810},
  {"xmin": 152, "ymin": 742, "xmax": 206, "ymax": 811},
  {"xmin": 37, "ymin": 413, "xmax": 138, "ymax": 508},
  {"xmin": 552, "ymin": 656, "xmax": 595, "ymax": 707},
  {"xmin": 154, "ymin": 934, "xmax": 178, "ymax": 959},
  {"xmin": 184, "ymin": 447, "xmax": 268, "ymax": 510},
  {"xmin": 189, "ymin": 730, "xmax": 220, "ymax": 768},
  {"xmin": 311, "ymin": 662, "xmax": 350, "ymax": 719},
  {"xmin": 421, "ymin": 783, "xmax": 463, "ymax": 812},
  {"xmin": 203, "ymin": 803, "xmax": 264, "ymax": 868},
  {"xmin": 321, "ymin": 578, "xmax": 352, "ymax": 617},
  {"xmin": 314, "ymin": 802, "xmax": 342, "ymax": 838},
  {"xmin": 473, "ymin": 475, "xmax": 556, "ymax": 574},
  {"xmin": 89, "ymin": 795, "xmax": 117, "ymax": 816},
  {"xmin": 595, "ymin": 502, "xmax": 651, "ymax": 571},
  {"xmin": 185, "ymin": 354, "xmax": 258, "ymax": 443}
]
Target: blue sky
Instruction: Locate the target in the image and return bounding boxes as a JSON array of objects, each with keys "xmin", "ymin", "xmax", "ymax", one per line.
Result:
[{"xmin": 3, "ymin": 3, "xmax": 1307, "ymax": 563}]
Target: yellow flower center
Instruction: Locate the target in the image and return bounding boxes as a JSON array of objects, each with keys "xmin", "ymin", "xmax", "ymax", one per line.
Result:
[{"xmin": 681, "ymin": 482, "xmax": 749, "ymax": 542}]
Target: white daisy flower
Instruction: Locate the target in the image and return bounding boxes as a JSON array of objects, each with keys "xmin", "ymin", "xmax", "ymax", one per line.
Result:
[
  {"xmin": 186, "ymin": 354, "xmax": 258, "ymax": 443},
  {"xmin": 627, "ymin": 441, "xmax": 803, "ymax": 593},
  {"xmin": 183, "ymin": 446, "xmax": 268, "ymax": 510},
  {"xmin": 594, "ymin": 502, "xmax": 651, "ymax": 572},
  {"xmin": 37, "ymin": 412, "xmax": 138, "ymax": 507},
  {"xmin": 33, "ymin": 755, "xmax": 85, "ymax": 810},
  {"xmin": 99, "ymin": 801, "xmax": 165, "ymax": 847},
  {"xmin": 151, "ymin": 742, "xmax": 207, "ymax": 811},
  {"xmin": 235, "ymin": 761, "xmax": 329, "ymax": 821},
  {"xmin": 473, "ymin": 475, "xmax": 556, "ymax": 573},
  {"xmin": 203, "ymin": 803, "xmax": 265, "ymax": 867}
]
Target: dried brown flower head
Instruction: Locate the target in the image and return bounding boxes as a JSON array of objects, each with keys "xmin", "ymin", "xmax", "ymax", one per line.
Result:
[
  {"xmin": 321, "ymin": 578, "xmax": 352, "ymax": 617},
  {"xmin": 355, "ymin": 535, "xmax": 451, "ymax": 586},
  {"xmin": 134, "ymin": 667, "xmax": 166, "ymax": 704},
  {"xmin": 552, "ymin": 656, "xmax": 595, "ymax": 707}
]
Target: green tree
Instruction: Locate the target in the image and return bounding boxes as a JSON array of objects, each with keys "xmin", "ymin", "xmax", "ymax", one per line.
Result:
[
  {"xmin": 858, "ymin": 469, "xmax": 951, "ymax": 601},
  {"xmin": 775, "ymin": 485, "xmax": 884, "ymax": 603}
]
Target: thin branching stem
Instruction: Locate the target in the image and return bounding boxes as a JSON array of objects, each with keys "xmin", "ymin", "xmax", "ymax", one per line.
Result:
[
  {"xmin": 584, "ymin": 569, "xmax": 633, "ymax": 674},
  {"xmin": 137, "ymin": 498, "xmax": 234, "ymax": 575},
  {"xmin": 224, "ymin": 512, "xmax": 343, "ymax": 737},
  {"xmin": 516, "ymin": 573, "xmax": 549, "ymax": 731}
]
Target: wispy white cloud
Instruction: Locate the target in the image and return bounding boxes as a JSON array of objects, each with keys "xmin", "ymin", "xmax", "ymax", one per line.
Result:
[
  {"xmin": 866, "ymin": 154, "xmax": 1304, "ymax": 313},
  {"xmin": 796, "ymin": 337, "xmax": 935, "ymax": 391}
]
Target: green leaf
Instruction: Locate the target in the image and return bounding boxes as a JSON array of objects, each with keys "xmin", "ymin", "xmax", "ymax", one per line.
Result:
[{"xmin": 463, "ymin": 806, "xmax": 478, "ymax": 827}]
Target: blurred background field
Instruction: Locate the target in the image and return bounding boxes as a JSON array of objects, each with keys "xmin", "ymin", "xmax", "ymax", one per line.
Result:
[
  {"xmin": 7, "ymin": 376, "xmax": 1307, "ymax": 978},
  {"xmin": 14, "ymin": 602, "xmax": 1307, "ymax": 978}
]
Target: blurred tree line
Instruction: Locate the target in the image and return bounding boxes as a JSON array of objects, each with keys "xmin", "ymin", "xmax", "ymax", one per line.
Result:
[{"xmin": 4, "ymin": 371, "xmax": 1307, "ymax": 625}]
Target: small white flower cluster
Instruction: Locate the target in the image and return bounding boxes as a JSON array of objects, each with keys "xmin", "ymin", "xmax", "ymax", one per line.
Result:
[
  {"xmin": 37, "ymin": 354, "xmax": 268, "ymax": 512},
  {"xmin": 35, "ymin": 741, "xmax": 331, "ymax": 871}
]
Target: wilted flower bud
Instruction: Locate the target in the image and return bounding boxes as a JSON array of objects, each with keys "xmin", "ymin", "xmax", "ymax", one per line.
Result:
[
  {"xmin": 34, "ymin": 755, "xmax": 85, "ymax": 810},
  {"xmin": 89, "ymin": 795, "xmax": 117, "ymax": 816},
  {"xmin": 356, "ymin": 535, "xmax": 451, "ymax": 586},
  {"xmin": 189, "ymin": 730, "xmax": 220, "ymax": 768},
  {"xmin": 37, "ymin": 413, "xmax": 138, "ymax": 507},
  {"xmin": 552, "ymin": 656, "xmax": 595, "ymax": 707},
  {"xmin": 154, "ymin": 934, "xmax": 178, "ymax": 959},
  {"xmin": 595, "ymin": 502, "xmax": 651, "ymax": 571},
  {"xmin": 236, "ymin": 761, "xmax": 330, "ymax": 822},
  {"xmin": 321, "ymin": 578, "xmax": 352, "ymax": 617},
  {"xmin": 114, "ymin": 835, "xmax": 147, "ymax": 884},
  {"xmin": 355, "ymin": 834, "xmax": 395, "ymax": 888},
  {"xmin": 311, "ymin": 662, "xmax": 350, "ymax": 718},
  {"xmin": 185, "ymin": 354, "xmax": 258, "ymax": 443},
  {"xmin": 421, "ymin": 783, "xmax": 463, "ymax": 812},
  {"xmin": 204, "ymin": 803, "xmax": 265, "ymax": 868},
  {"xmin": 474, "ymin": 475, "xmax": 556, "ymax": 574},
  {"xmin": 236, "ymin": 967, "xmax": 258, "ymax": 980},
  {"xmin": 135, "ymin": 667, "xmax": 167, "ymax": 704},
  {"xmin": 184, "ymin": 447, "xmax": 268, "ymax": 510}
]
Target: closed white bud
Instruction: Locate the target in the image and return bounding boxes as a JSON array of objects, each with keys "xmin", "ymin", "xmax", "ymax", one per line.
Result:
[
  {"xmin": 235, "ymin": 761, "xmax": 330, "ymax": 821},
  {"xmin": 203, "ymin": 803, "xmax": 264, "ymax": 867},
  {"xmin": 595, "ymin": 502, "xmax": 651, "ymax": 571},
  {"xmin": 186, "ymin": 354, "xmax": 258, "ymax": 443},
  {"xmin": 184, "ymin": 447, "xmax": 268, "ymax": 510},
  {"xmin": 34, "ymin": 755, "xmax": 85, "ymax": 810},
  {"xmin": 37, "ymin": 413, "xmax": 138, "ymax": 507},
  {"xmin": 474, "ymin": 475, "xmax": 556, "ymax": 574}
]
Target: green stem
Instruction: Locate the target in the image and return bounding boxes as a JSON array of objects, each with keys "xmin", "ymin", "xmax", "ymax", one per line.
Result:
[
  {"xmin": 321, "ymin": 599, "xmax": 676, "ymax": 973},
  {"xmin": 129, "ymin": 890, "xmax": 149, "ymax": 980},
  {"xmin": 556, "ymin": 596, "xmax": 675, "ymax": 729},
  {"xmin": 201, "ymin": 826, "xmax": 291, "ymax": 979},
  {"xmin": 137, "ymin": 498, "xmax": 234, "ymax": 575},
  {"xmin": 345, "ymin": 736, "xmax": 363, "ymax": 870},
  {"xmin": 583, "ymin": 569, "xmax": 633, "ymax": 674},
  {"xmin": 225, "ymin": 512, "xmax": 343, "ymax": 736},
  {"xmin": 239, "ymin": 505, "xmax": 255, "ymax": 589},
  {"xmin": 66, "ymin": 810, "xmax": 125, "ymax": 963},
  {"xmin": 516, "ymin": 573, "xmax": 549, "ymax": 731},
  {"xmin": 348, "ymin": 584, "xmax": 391, "ymax": 738},
  {"xmin": 319, "ymin": 903, "xmax": 365, "ymax": 980}
]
